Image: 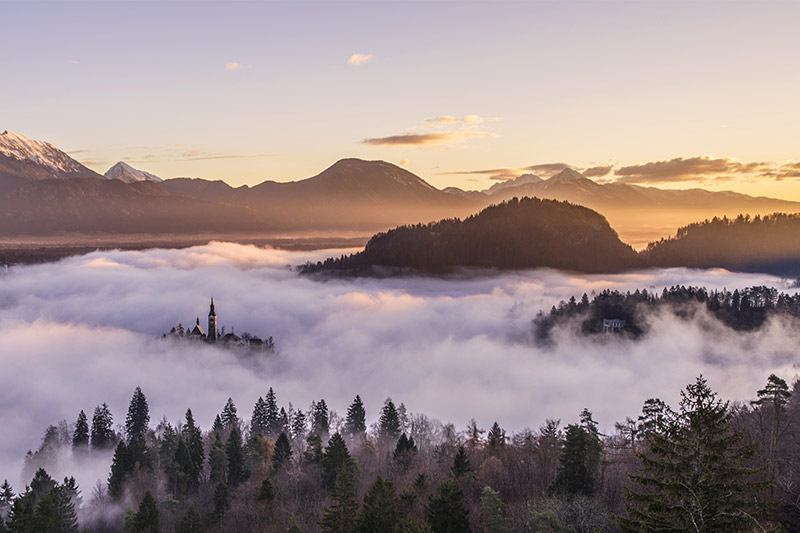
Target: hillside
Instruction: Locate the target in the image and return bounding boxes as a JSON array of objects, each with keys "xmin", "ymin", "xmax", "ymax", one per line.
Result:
[
  {"xmin": 301, "ymin": 197, "xmax": 638, "ymax": 274},
  {"xmin": 642, "ymin": 213, "xmax": 800, "ymax": 275}
]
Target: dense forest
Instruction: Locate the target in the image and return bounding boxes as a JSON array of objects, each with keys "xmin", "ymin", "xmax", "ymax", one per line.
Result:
[
  {"xmin": 301, "ymin": 197, "xmax": 638, "ymax": 275},
  {"xmin": 301, "ymin": 199, "xmax": 800, "ymax": 277},
  {"xmin": 2, "ymin": 375, "xmax": 800, "ymax": 532},
  {"xmin": 534, "ymin": 284, "xmax": 800, "ymax": 342}
]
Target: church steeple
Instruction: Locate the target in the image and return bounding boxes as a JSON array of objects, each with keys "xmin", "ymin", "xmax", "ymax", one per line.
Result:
[{"xmin": 207, "ymin": 297, "xmax": 218, "ymax": 342}]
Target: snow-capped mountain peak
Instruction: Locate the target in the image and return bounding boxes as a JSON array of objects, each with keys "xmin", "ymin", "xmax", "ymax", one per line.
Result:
[
  {"xmin": 105, "ymin": 161, "xmax": 163, "ymax": 183},
  {"xmin": 546, "ymin": 168, "xmax": 587, "ymax": 183},
  {"xmin": 0, "ymin": 130, "xmax": 84, "ymax": 173},
  {"xmin": 486, "ymin": 173, "xmax": 543, "ymax": 195}
]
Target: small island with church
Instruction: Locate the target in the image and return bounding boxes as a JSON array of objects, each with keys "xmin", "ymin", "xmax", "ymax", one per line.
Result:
[{"xmin": 163, "ymin": 297, "xmax": 275, "ymax": 352}]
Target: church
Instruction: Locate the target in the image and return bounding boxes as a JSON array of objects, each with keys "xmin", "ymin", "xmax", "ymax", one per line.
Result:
[{"xmin": 167, "ymin": 297, "xmax": 274, "ymax": 351}]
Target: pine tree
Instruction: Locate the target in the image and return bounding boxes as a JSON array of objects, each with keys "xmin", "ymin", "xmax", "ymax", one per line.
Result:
[
  {"xmin": 620, "ymin": 376, "xmax": 764, "ymax": 532},
  {"xmin": 220, "ymin": 398, "xmax": 238, "ymax": 428},
  {"xmin": 426, "ymin": 480, "xmax": 470, "ymax": 533},
  {"xmin": 452, "ymin": 446, "xmax": 472, "ymax": 478},
  {"xmin": 72, "ymin": 411, "xmax": 89, "ymax": 453},
  {"xmin": 380, "ymin": 398, "xmax": 401, "ymax": 441},
  {"xmin": 182, "ymin": 409, "xmax": 204, "ymax": 483},
  {"xmin": 752, "ymin": 373, "xmax": 791, "ymax": 478},
  {"xmin": 322, "ymin": 433, "xmax": 352, "ymax": 490},
  {"xmin": 211, "ymin": 482, "xmax": 229, "ymax": 525},
  {"xmin": 319, "ymin": 467, "xmax": 359, "ymax": 533},
  {"xmin": 132, "ymin": 491, "xmax": 159, "ymax": 533},
  {"xmin": 311, "ymin": 400, "xmax": 330, "ymax": 437},
  {"xmin": 355, "ymin": 476, "xmax": 400, "ymax": 533},
  {"xmin": 90, "ymin": 403, "xmax": 114, "ymax": 450},
  {"xmin": 177, "ymin": 506, "xmax": 201, "ymax": 533},
  {"xmin": 479, "ymin": 486, "xmax": 509, "ymax": 533},
  {"xmin": 125, "ymin": 387, "xmax": 150, "ymax": 442},
  {"xmin": 209, "ymin": 432, "xmax": 227, "ymax": 485},
  {"xmin": 264, "ymin": 387, "xmax": 281, "ymax": 438},
  {"xmin": 273, "ymin": 432, "xmax": 293, "ymax": 471},
  {"xmin": 345, "ymin": 395, "xmax": 367, "ymax": 437},
  {"xmin": 225, "ymin": 425, "xmax": 248, "ymax": 487}
]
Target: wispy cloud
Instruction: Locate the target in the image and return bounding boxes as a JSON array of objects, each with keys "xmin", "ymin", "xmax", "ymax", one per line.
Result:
[
  {"xmin": 362, "ymin": 132, "xmax": 494, "ymax": 148},
  {"xmin": 583, "ymin": 165, "xmax": 614, "ymax": 178},
  {"xmin": 363, "ymin": 114, "xmax": 500, "ymax": 150},
  {"xmin": 67, "ymin": 149, "xmax": 89, "ymax": 155},
  {"xmin": 439, "ymin": 163, "xmax": 575, "ymax": 181},
  {"xmin": 613, "ymin": 155, "xmax": 774, "ymax": 184},
  {"xmin": 399, "ymin": 158, "xmax": 409, "ymax": 166},
  {"xmin": 348, "ymin": 53, "xmax": 374, "ymax": 66},
  {"xmin": 225, "ymin": 62, "xmax": 243, "ymax": 71},
  {"xmin": 423, "ymin": 115, "xmax": 499, "ymax": 125}
]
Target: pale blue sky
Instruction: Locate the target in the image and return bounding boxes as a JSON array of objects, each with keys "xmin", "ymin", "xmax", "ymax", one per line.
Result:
[{"xmin": 2, "ymin": 1, "xmax": 799, "ymax": 198}]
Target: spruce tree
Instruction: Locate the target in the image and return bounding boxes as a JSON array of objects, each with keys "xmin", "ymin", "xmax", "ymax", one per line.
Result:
[
  {"xmin": 7, "ymin": 469, "xmax": 78, "ymax": 533},
  {"xmin": 620, "ymin": 376, "xmax": 764, "ymax": 532},
  {"xmin": 292, "ymin": 409, "xmax": 308, "ymax": 441},
  {"xmin": 311, "ymin": 400, "xmax": 330, "ymax": 438},
  {"xmin": 452, "ymin": 446, "xmax": 472, "ymax": 478},
  {"xmin": 549, "ymin": 423, "xmax": 601, "ymax": 497},
  {"xmin": 172, "ymin": 438, "xmax": 196, "ymax": 494},
  {"xmin": 264, "ymin": 387, "xmax": 281, "ymax": 438},
  {"xmin": 479, "ymin": 486, "xmax": 509, "ymax": 533},
  {"xmin": 486, "ymin": 422, "xmax": 506, "ymax": 449},
  {"xmin": 279, "ymin": 407, "xmax": 291, "ymax": 437},
  {"xmin": 426, "ymin": 480, "xmax": 470, "ymax": 533},
  {"xmin": 250, "ymin": 397, "xmax": 269, "ymax": 436},
  {"xmin": 304, "ymin": 433, "xmax": 323, "ymax": 464},
  {"xmin": 220, "ymin": 398, "xmax": 238, "ymax": 428},
  {"xmin": 393, "ymin": 433, "xmax": 418, "ymax": 471},
  {"xmin": 211, "ymin": 481, "xmax": 229, "ymax": 525},
  {"xmin": 125, "ymin": 387, "xmax": 150, "ymax": 442},
  {"xmin": 355, "ymin": 476, "xmax": 400, "ymax": 533},
  {"xmin": 345, "ymin": 395, "xmax": 367, "ymax": 437},
  {"xmin": 132, "ymin": 490, "xmax": 159, "ymax": 533},
  {"xmin": 177, "ymin": 506, "xmax": 201, "ymax": 533},
  {"xmin": 273, "ymin": 432, "xmax": 293, "ymax": 471},
  {"xmin": 225, "ymin": 425, "xmax": 248, "ymax": 487},
  {"xmin": 258, "ymin": 478, "xmax": 276, "ymax": 503},
  {"xmin": 321, "ymin": 433, "xmax": 352, "ymax": 490},
  {"xmin": 286, "ymin": 515, "xmax": 303, "ymax": 533},
  {"xmin": 208, "ymin": 432, "xmax": 227, "ymax": 485},
  {"xmin": 72, "ymin": 411, "xmax": 89, "ymax": 453},
  {"xmin": 380, "ymin": 398, "xmax": 401, "ymax": 441},
  {"xmin": 108, "ymin": 440, "xmax": 130, "ymax": 500},
  {"xmin": 318, "ymin": 467, "xmax": 359, "ymax": 533},
  {"xmin": 90, "ymin": 403, "xmax": 114, "ymax": 450},
  {"xmin": 182, "ymin": 409, "xmax": 204, "ymax": 483},
  {"xmin": 0, "ymin": 479, "xmax": 14, "ymax": 515}
]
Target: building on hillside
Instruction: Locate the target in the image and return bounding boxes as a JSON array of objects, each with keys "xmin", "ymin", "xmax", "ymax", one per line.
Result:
[{"xmin": 602, "ymin": 318, "xmax": 626, "ymax": 333}]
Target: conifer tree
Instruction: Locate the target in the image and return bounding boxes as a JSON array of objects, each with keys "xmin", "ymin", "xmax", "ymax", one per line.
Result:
[
  {"xmin": 286, "ymin": 515, "xmax": 303, "ymax": 533},
  {"xmin": 321, "ymin": 433, "xmax": 352, "ymax": 490},
  {"xmin": 225, "ymin": 426, "xmax": 248, "ymax": 487},
  {"xmin": 132, "ymin": 490, "xmax": 159, "ymax": 533},
  {"xmin": 620, "ymin": 376, "xmax": 764, "ymax": 532},
  {"xmin": 211, "ymin": 482, "xmax": 229, "ymax": 525},
  {"xmin": 752, "ymin": 373, "xmax": 791, "ymax": 477},
  {"xmin": 108, "ymin": 440, "xmax": 130, "ymax": 500},
  {"xmin": 273, "ymin": 432, "xmax": 293, "ymax": 471},
  {"xmin": 90, "ymin": 403, "xmax": 114, "ymax": 450},
  {"xmin": 172, "ymin": 438, "xmax": 196, "ymax": 494},
  {"xmin": 250, "ymin": 397, "xmax": 269, "ymax": 437},
  {"xmin": 479, "ymin": 486, "xmax": 510, "ymax": 533},
  {"xmin": 486, "ymin": 422, "xmax": 506, "ymax": 449},
  {"xmin": 220, "ymin": 398, "xmax": 238, "ymax": 428},
  {"xmin": 279, "ymin": 407, "xmax": 291, "ymax": 437},
  {"xmin": 345, "ymin": 395, "xmax": 367, "ymax": 437},
  {"xmin": 125, "ymin": 387, "xmax": 150, "ymax": 442},
  {"xmin": 7, "ymin": 469, "xmax": 78, "ymax": 533},
  {"xmin": 549, "ymin": 423, "xmax": 601, "ymax": 497},
  {"xmin": 292, "ymin": 409, "xmax": 308, "ymax": 441},
  {"xmin": 209, "ymin": 432, "xmax": 227, "ymax": 485},
  {"xmin": 380, "ymin": 398, "xmax": 402, "ymax": 441},
  {"xmin": 72, "ymin": 411, "xmax": 89, "ymax": 453},
  {"xmin": 394, "ymin": 433, "xmax": 418, "ymax": 471},
  {"xmin": 177, "ymin": 506, "xmax": 201, "ymax": 533},
  {"xmin": 304, "ymin": 433, "xmax": 323, "ymax": 464},
  {"xmin": 319, "ymin": 467, "xmax": 359, "ymax": 533},
  {"xmin": 182, "ymin": 409, "xmax": 204, "ymax": 481},
  {"xmin": 264, "ymin": 387, "xmax": 281, "ymax": 438},
  {"xmin": 452, "ymin": 446, "xmax": 472, "ymax": 478},
  {"xmin": 426, "ymin": 480, "xmax": 470, "ymax": 533},
  {"xmin": 258, "ymin": 478, "xmax": 276, "ymax": 503},
  {"xmin": 0, "ymin": 479, "xmax": 14, "ymax": 515},
  {"xmin": 212, "ymin": 414, "xmax": 224, "ymax": 435},
  {"xmin": 311, "ymin": 400, "xmax": 330, "ymax": 437},
  {"xmin": 355, "ymin": 476, "xmax": 400, "ymax": 533}
]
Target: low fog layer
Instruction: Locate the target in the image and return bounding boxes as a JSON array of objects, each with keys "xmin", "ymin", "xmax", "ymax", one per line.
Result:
[{"xmin": 1, "ymin": 242, "xmax": 798, "ymax": 489}]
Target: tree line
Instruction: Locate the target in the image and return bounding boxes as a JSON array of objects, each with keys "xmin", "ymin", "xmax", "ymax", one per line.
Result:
[{"xmin": 3, "ymin": 374, "xmax": 800, "ymax": 531}]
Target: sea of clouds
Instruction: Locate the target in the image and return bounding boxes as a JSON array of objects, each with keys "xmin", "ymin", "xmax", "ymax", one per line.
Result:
[{"xmin": 1, "ymin": 241, "xmax": 798, "ymax": 490}]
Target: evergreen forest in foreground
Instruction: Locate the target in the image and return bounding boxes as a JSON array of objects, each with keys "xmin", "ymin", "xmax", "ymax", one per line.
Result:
[{"xmin": 2, "ymin": 374, "xmax": 800, "ymax": 532}]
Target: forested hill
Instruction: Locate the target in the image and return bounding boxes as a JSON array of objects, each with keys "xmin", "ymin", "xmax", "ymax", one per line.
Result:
[
  {"xmin": 642, "ymin": 213, "xmax": 800, "ymax": 275},
  {"xmin": 301, "ymin": 197, "xmax": 638, "ymax": 275}
]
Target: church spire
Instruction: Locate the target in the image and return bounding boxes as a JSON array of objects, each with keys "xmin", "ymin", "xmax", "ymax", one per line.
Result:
[
  {"xmin": 209, "ymin": 297, "xmax": 216, "ymax": 317},
  {"xmin": 207, "ymin": 297, "xmax": 218, "ymax": 342}
]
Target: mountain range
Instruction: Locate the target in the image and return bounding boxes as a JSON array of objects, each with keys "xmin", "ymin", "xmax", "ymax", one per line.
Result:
[{"xmin": 1, "ymin": 130, "xmax": 798, "ymax": 245}]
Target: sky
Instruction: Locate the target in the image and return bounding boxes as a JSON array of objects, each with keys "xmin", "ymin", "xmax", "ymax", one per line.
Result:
[
  {"xmin": 2, "ymin": 242, "xmax": 798, "ymax": 489},
  {"xmin": 2, "ymin": 1, "xmax": 800, "ymax": 198}
]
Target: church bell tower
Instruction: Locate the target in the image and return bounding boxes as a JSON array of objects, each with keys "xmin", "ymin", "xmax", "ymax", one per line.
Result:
[{"xmin": 207, "ymin": 297, "xmax": 218, "ymax": 342}]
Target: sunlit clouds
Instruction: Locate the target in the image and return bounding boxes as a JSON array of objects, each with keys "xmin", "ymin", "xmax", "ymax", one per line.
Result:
[
  {"xmin": 347, "ymin": 53, "xmax": 374, "ymax": 66},
  {"xmin": 225, "ymin": 62, "xmax": 243, "ymax": 71},
  {"xmin": 363, "ymin": 115, "xmax": 500, "ymax": 150}
]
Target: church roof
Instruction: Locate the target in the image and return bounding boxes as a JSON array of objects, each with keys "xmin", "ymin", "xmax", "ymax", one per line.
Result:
[{"xmin": 188, "ymin": 317, "xmax": 205, "ymax": 336}]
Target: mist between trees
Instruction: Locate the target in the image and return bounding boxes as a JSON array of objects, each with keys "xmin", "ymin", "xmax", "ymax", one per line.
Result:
[{"xmin": 2, "ymin": 375, "xmax": 799, "ymax": 532}]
